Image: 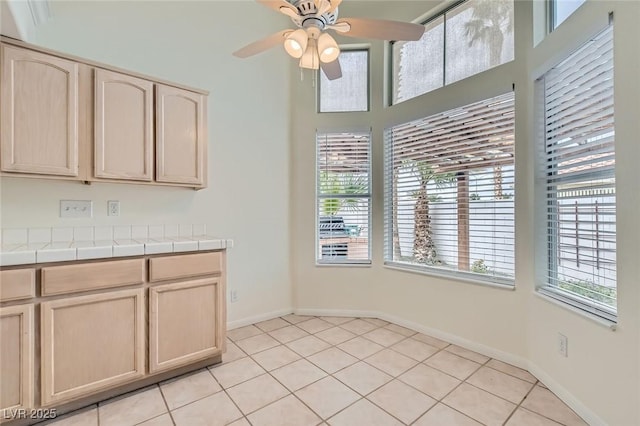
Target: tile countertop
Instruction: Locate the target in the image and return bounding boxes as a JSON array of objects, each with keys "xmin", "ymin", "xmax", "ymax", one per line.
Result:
[{"xmin": 0, "ymin": 225, "xmax": 233, "ymax": 266}]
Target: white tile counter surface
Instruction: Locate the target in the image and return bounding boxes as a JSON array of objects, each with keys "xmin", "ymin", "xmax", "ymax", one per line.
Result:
[{"xmin": 0, "ymin": 225, "xmax": 233, "ymax": 266}]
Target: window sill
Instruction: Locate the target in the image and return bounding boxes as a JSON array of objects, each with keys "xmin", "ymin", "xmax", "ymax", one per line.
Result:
[
  {"xmin": 383, "ymin": 261, "xmax": 515, "ymax": 291},
  {"xmin": 534, "ymin": 289, "xmax": 617, "ymax": 330},
  {"xmin": 316, "ymin": 260, "xmax": 372, "ymax": 267}
]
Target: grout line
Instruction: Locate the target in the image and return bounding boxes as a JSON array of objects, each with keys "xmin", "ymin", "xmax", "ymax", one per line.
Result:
[{"xmin": 156, "ymin": 381, "xmax": 177, "ymax": 426}]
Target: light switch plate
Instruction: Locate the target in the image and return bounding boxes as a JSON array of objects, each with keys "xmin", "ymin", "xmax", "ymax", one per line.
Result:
[{"xmin": 60, "ymin": 200, "xmax": 93, "ymax": 218}]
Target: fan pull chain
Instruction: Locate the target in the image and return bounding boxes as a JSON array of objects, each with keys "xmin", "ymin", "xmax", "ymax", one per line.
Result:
[{"xmin": 300, "ymin": 67, "xmax": 304, "ymax": 82}]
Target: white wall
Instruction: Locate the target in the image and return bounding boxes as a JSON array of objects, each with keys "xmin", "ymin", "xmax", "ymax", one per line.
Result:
[
  {"xmin": 290, "ymin": 1, "xmax": 640, "ymax": 424},
  {"xmin": 0, "ymin": 1, "xmax": 295, "ymax": 323}
]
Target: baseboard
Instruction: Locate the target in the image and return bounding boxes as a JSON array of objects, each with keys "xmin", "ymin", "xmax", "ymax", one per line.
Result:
[
  {"xmin": 227, "ymin": 308, "xmax": 293, "ymax": 330},
  {"xmin": 527, "ymin": 362, "xmax": 605, "ymax": 426}
]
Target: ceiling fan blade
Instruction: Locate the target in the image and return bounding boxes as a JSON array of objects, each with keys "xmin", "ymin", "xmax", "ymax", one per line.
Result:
[
  {"xmin": 321, "ymin": 58, "xmax": 342, "ymax": 80},
  {"xmin": 256, "ymin": 0, "xmax": 299, "ymax": 16},
  {"xmin": 232, "ymin": 30, "xmax": 291, "ymax": 58},
  {"xmin": 334, "ymin": 17, "xmax": 425, "ymax": 41},
  {"xmin": 328, "ymin": 0, "xmax": 342, "ymax": 13}
]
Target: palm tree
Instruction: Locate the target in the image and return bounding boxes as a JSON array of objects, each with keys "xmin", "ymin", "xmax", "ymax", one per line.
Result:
[
  {"xmin": 464, "ymin": 0, "xmax": 513, "ymax": 67},
  {"xmin": 319, "ymin": 171, "xmax": 367, "ymax": 217}
]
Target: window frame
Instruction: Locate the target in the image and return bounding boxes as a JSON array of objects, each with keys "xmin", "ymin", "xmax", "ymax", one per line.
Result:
[
  {"xmin": 316, "ymin": 129, "xmax": 372, "ymax": 266},
  {"xmin": 317, "ymin": 48, "xmax": 370, "ymax": 114},
  {"xmin": 548, "ymin": 0, "xmax": 587, "ymax": 32}
]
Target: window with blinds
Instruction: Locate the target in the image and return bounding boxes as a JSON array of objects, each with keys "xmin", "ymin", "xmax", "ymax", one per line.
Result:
[
  {"xmin": 537, "ymin": 24, "xmax": 616, "ymax": 320},
  {"xmin": 317, "ymin": 131, "xmax": 371, "ymax": 264},
  {"xmin": 384, "ymin": 92, "xmax": 515, "ymax": 284}
]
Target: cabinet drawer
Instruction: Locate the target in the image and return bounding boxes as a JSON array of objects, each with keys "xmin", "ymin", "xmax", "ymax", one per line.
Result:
[
  {"xmin": 0, "ymin": 269, "xmax": 36, "ymax": 301},
  {"xmin": 41, "ymin": 259, "xmax": 145, "ymax": 296},
  {"xmin": 149, "ymin": 252, "xmax": 222, "ymax": 282}
]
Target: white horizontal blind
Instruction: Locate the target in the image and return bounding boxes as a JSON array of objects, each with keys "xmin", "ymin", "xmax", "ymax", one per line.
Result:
[
  {"xmin": 385, "ymin": 92, "xmax": 515, "ymax": 283},
  {"xmin": 538, "ymin": 25, "xmax": 616, "ymax": 320},
  {"xmin": 317, "ymin": 131, "xmax": 371, "ymax": 264}
]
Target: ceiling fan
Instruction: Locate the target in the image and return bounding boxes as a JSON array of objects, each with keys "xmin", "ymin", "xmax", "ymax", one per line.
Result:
[{"xmin": 232, "ymin": 0, "xmax": 425, "ymax": 80}]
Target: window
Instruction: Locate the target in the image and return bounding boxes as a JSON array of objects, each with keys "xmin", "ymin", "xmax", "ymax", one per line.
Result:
[
  {"xmin": 537, "ymin": 25, "xmax": 616, "ymax": 320},
  {"xmin": 392, "ymin": 0, "xmax": 514, "ymax": 104},
  {"xmin": 319, "ymin": 50, "xmax": 368, "ymax": 112},
  {"xmin": 550, "ymin": 0, "xmax": 586, "ymax": 30},
  {"xmin": 384, "ymin": 92, "xmax": 515, "ymax": 284},
  {"xmin": 317, "ymin": 131, "xmax": 371, "ymax": 264}
]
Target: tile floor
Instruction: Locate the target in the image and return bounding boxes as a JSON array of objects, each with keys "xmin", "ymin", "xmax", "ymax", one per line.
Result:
[{"xmin": 46, "ymin": 315, "xmax": 588, "ymax": 426}]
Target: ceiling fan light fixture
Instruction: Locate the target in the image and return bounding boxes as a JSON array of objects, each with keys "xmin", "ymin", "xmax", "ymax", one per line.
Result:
[
  {"xmin": 300, "ymin": 39, "xmax": 320, "ymax": 69},
  {"xmin": 317, "ymin": 32, "xmax": 340, "ymax": 63},
  {"xmin": 284, "ymin": 28, "xmax": 308, "ymax": 58}
]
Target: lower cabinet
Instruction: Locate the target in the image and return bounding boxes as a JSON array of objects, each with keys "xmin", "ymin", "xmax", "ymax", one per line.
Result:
[
  {"xmin": 149, "ymin": 278, "xmax": 222, "ymax": 373},
  {"xmin": 40, "ymin": 289, "xmax": 145, "ymax": 405},
  {"xmin": 0, "ymin": 304, "xmax": 34, "ymax": 414}
]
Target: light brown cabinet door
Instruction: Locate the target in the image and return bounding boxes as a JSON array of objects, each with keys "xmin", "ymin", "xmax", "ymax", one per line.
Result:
[
  {"xmin": 94, "ymin": 69, "xmax": 153, "ymax": 181},
  {"xmin": 0, "ymin": 45, "xmax": 79, "ymax": 176},
  {"xmin": 155, "ymin": 85, "xmax": 206, "ymax": 186},
  {"xmin": 40, "ymin": 289, "xmax": 145, "ymax": 405},
  {"xmin": 149, "ymin": 278, "xmax": 222, "ymax": 373},
  {"xmin": 0, "ymin": 304, "xmax": 34, "ymax": 413}
]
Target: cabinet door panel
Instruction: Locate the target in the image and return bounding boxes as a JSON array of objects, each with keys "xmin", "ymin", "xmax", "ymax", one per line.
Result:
[
  {"xmin": 41, "ymin": 289, "xmax": 145, "ymax": 405},
  {"xmin": 94, "ymin": 69, "xmax": 153, "ymax": 180},
  {"xmin": 0, "ymin": 304, "xmax": 34, "ymax": 412},
  {"xmin": 149, "ymin": 278, "xmax": 221, "ymax": 373},
  {"xmin": 155, "ymin": 85, "xmax": 206, "ymax": 186},
  {"xmin": 0, "ymin": 45, "xmax": 78, "ymax": 176}
]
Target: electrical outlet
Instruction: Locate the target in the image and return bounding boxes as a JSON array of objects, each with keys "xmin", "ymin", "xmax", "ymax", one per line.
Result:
[
  {"xmin": 230, "ymin": 290, "xmax": 238, "ymax": 303},
  {"xmin": 558, "ymin": 333, "xmax": 568, "ymax": 357},
  {"xmin": 60, "ymin": 200, "xmax": 93, "ymax": 218},
  {"xmin": 107, "ymin": 200, "xmax": 120, "ymax": 217}
]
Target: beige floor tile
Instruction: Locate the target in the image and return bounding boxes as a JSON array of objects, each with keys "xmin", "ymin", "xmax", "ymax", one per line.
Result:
[
  {"xmin": 486, "ymin": 359, "xmax": 537, "ymax": 383},
  {"xmin": 390, "ymin": 338, "xmax": 439, "ymax": 361},
  {"xmin": 210, "ymin": 357, "xmax": 265, "ymax": 388},
  {"xmin": 295, "ymin": 377, "xmax": 360, "ymax": 419},
  {"xmin": 99, "ymin": 386, "xmax": 167, "ymax": 426},
  {"xmin": 339, "ymin": 319, "xmax": 379, "ymax": 335},
  {"xmin": 442, "ymin": 383, "xmax": 516, "ymax": 426},
  {"xmin": 296, "ymin": 318, "xmax": 334, "ymax": 334},
  {"xmin": 252, "ymin": 345, "xmax": 301, "ymax": 371},
  {"xmin": 48, "ymin": 406, "xmax": 98, "ymax": 426},
  {"xmin": 521, "ymin": 386, "xmax": 587, "ymax": 425},
  {"xmin": 160, "ymin": 369, "xmax": 222, "ymax": 410},
  {"xmin": 235, "ymin": 334, "xmax": 280, "ymax": 355},
  {"xmin": 362, "ymin": 318, "xmax": 390, "ymax": 327},
  {"xmin": 321, "ymin": 316, "xmax": 357, "ymax": 325},
  {"xmin": 383, "ymin": 323, "xmax": 416, "ymax": 337},
  {"xmin": 334, "ymin": 362, "xmax": 392, "ymax": 395},
  {"xmin": 172, "ymin": 391, "xmax": 242, "ymax": 426},
  {"xmin": 227, "ymin": 374, "xmax": 289, "ymax": 414},
  {"xmin": 223, "ymin": 340, "xmax": 247, "ymax": 363},
  {"xmin": 425, "ymin": 351, "xmax": 481, "ymax": 380},
  {"xmin": 228, "ymin": 418, "xmax": 251, "ymax": 426},
  {"xmin": 412, "ymin": 333, "xmax": 450, "ymax": 349},
  {"xmin": 362, "ymin": 328, "xmax": 406, "ymax": 347},
  {"xmin": 445, "ymin": 345, "xmax": 490, "ymax": 364},
  {"xmin": 466, "ymin": 366, "xmax": 535, "ymax": 404},
  {"xmin": 367, "ymin": 380, "xmax": 436, "ymax": 424},
  {"xmin": 282, "ymin": 314, "xmax": 314, "ymax": 324},
  {"xmin": 307, "ymin": 347, "xmax": 358, "ymax": 374},
  {"xmin": 247, "ymin": 395, "xmax": 321, "ymax": 426},
  {"xmin": 414, "ymin": 403, "xmax": 482, "ymax": 426},
  {"xmin": 315, "ymin": 327, "xmax": 357, "ymax": 345},
  {"xmin": 328, "ymin": 399, "xmax": 403, "ymax": 426},
  {"xmin": 365, "ymin": 349, "xmax": 418, "ymax": 377},
  {"xmin": 338, "ymin": 336, "xmax": 384, "ymax": 359},
  {"xmin": 506, "ymin": 407, "xmax": 564, "ymax": 426},
  {"xmin": 255, "ymin": 317, "xmax": 290, "ymax": 332},
  {"xmin": 137, "ymin": 414, "xmax": 174, "ymax": 426},
  {"xmin": 286, "ymin": 335, "xmax": 332, "ymax": 357},
  {"xmin": 271, "ymin": 359, "xmax": 327, "ymax": 391},
  {"xmin": 269, "ymin": 325, "xmax": 309, "ymax": 344},
  {"xmin": 398, "ymin": 364, "xmax": 461, "ymax": 400},
  {"xmin": 227, "ymin": 325, "xmax": 263, "ymax": 342}
]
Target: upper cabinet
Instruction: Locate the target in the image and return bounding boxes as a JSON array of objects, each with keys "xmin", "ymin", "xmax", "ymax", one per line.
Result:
[
  {"xmin": 0, "ymin": 39, "xmax": 208, "ymax": 189},
  {"xmin": 0, "ymin": 45, "xmax": 79, "ymax": 177},
  {"xmin": 156, "ymin": 85, "xmax": 206, "ymax": 186},
  {"xmin": 94, "ymin": 69, "xmax": 154, "ymax": 181}
]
